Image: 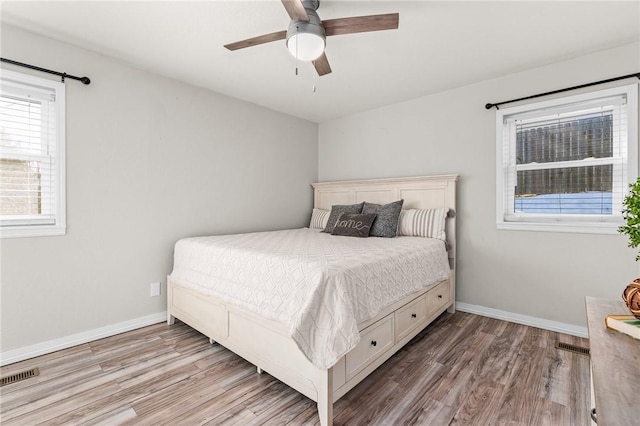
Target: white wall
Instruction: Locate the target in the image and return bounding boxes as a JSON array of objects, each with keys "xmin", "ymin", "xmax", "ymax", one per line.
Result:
[
  {"xmin": 319, "ymin": 42, "xmax": 640, "ymax": 328},
  {"xmin": 0, "ymin": 25, "xmax": 318, "ymax": 355}
]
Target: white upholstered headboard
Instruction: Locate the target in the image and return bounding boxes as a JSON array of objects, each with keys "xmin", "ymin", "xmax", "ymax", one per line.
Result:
[{"xmin": 311, "ymin": 174, "xmax": 458, "ymax": 269}]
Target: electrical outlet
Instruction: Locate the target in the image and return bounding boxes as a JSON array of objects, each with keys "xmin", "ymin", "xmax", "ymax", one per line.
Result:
[{"xmin": 150, "ymin": 282, "xmax": 161, "ymax": 297}]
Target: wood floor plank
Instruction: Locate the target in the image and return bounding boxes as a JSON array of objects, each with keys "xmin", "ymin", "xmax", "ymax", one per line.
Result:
[
  {"xmin": 373, "ymin": 361, "xmax": 451, "ymax": 425},
  {"xmin": 471, "ymin": 321, "xmax": 529, "ymax": 385},
  {"xmin": 399, "ymin": 397, "xmax": 455, "ymax": 426},
  {"xmin": 449, "ymin": 378, "xmax": 503, "ymax": 425},
  {"xmin": 208, "ymin": 408, "xmax": 259, "ymax": 426},
  {"xmin": 285, "ymin": 403, "xmax": 320, "ymax": 426},
  {"xmin": 490, "ymin": 326, "xmax": 549, "ymax": 425},
  {"xmin": 116, "ymin": 348, "xmax": 212, "ymax": 390},
  {"xmin": 192, "ymin": 345, "xmax": 237, "ymax": 370},
  {"xmin": 43, "ymin": 361, "xmax": 202, "ymax": 425},
  {"xmin": 242, "ymin": 380, "xmax": 298, "ymax": 415},
  {"xmin": 0, "ymin": 346, "xmax": 96, "ymax": 395},
  {"xmin": 431, "ymin": 330, "xmax": 496, "ymax": 408},
  {"xmin": 6, "ymin": 325, "xmax": 212, "ymax": 424},
  {"xmin": 567, "ymin": 349, "xmax": 591, "ymax": 426},
  {"xmin": 333, "ymin": 379, "xmax": 400, "ymax": 425},
  {"xmin": 82, "ymin": 406, "xmax": 139, "ymax": 426},
  {"xmin": 127, "ymin": 370, "xmax": 226, "ymax": 421},
  {"xmin": 98, "ymin": 338, "xmax": 175, "ymax": 372},
  {"xmin": 529, "ymin": 396, "xmax": 570, "ymax": 426},
  {"xmin": 476, "ymin": 315, "xmax": 510, "ymax": 337},
  {"xmin": 244, "ymin": 390, "xmax": 308, "ymax": 426},
  {"xmin": 0, "ymin": 312, "xmax": 591, "ymax": 426},
  {"xmin": 538, "ymin": 332, "xmax": 572, "ymax": 407},
  {"xmin": 88, "ymin": 324, "xmax": 166, "ymax": 353},
  {"xmin": 0, "ymin": 364, "xmax": 105, "ymax": 414},
  {"xmin": 165, "ymin": 372, "xmax": 280, "ymax": 425},
  {"xmin": 3, "ymin": 381, "xmax": 123, "ymax": 425},
  {"xmin": 0, "ymin": 344, "xmax": 92, "ymax": 378}
]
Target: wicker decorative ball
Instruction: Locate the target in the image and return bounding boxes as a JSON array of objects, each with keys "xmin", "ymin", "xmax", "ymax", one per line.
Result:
[{"xmin": 623, "ymin": 280, "xmax": 640, "ymax": 320}]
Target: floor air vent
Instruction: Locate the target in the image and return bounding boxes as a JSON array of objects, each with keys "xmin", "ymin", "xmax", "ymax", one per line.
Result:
[
  {"xmin": 555, "ymin": 342, "xmax": 590, "ymax": 356},
  {"xmin": 0, "ymin": 368, "xmax": 40, "ymax": 387}
]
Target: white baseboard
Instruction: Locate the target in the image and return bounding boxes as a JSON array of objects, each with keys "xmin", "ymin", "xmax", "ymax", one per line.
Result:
[
  {"xmin": 455, "ymin": 302, "xmax": 588, "ymax": 338},
  {"xmin": 0, "ymin": 311, "xmax": 167, "ymax": 366}
]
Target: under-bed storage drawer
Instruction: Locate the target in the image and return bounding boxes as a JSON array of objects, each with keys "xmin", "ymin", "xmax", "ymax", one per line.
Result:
[
  {"xmin": 346, "ymin": 314, "xmax": 394, "ymax": 380},
  {"xmin": 395, "ymin": 295, "xmax": 427, "ymax": 342},
  {"xmin": 426, "ymin": 279, "xmax": 451, "ymax": 315}
]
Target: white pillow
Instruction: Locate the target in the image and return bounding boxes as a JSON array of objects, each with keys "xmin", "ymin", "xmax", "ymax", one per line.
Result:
[
  {"xmin": 309, "ymin": 208, "xmax": 330, "ymax": 230},
  {"xmin": 398, "ymin": 208, "xmax": 447, "ymax": 241}
]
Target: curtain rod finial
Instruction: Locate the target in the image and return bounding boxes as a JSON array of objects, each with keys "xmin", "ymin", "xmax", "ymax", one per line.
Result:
[
  {"xmin": 485, "ymin": 103, "xmax": 495, "ymax": 110},
  {"xmin": 80, "ymin": 77, "xmax": 91, "ymax": 85}
]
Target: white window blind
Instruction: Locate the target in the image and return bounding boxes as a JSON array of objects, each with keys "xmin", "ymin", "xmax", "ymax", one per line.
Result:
[
  {"xmin": 0, "ymin": 70, "xmax": 66, "ymax": 237},
  {"xmin": 496, "ymin": 84, "xmax": 638, "ymax": 234}
]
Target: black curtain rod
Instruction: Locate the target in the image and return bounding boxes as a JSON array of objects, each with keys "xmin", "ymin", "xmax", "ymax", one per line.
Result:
[
  {"xmin": 485, "ymin": 72, "xmax": 640, "ymax": 110},
  {"xmin": 1, "ymin": 57, "xmax": 91, "ymax": 85}
]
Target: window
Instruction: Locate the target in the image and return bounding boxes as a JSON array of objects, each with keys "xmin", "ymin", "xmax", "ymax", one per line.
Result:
[
  {"xmin": 496, "ymin": 84, "xmax": 638, "ymax": 234},
  {"xmin": 0, "ymin": 70, "xmax": 66, "ymax": 237}
]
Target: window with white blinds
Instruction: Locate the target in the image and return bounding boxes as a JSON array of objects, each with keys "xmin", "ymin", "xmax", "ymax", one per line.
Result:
[
  {"xmin": 496, "ymin": 84, "xmax": 638, "ymax": 234},
  {"xmin": 0, "ymin": 70, "xmax": 66, "ymax": 237}
]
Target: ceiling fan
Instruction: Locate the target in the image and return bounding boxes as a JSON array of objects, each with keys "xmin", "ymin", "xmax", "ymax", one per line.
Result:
[{"xmin": 224, "ymin": 0, "xmax": 399, "ymax": 76}]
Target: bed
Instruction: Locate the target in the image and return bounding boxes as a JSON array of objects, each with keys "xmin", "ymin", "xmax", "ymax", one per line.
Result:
[{"xmin": 167, "ymin": 174, "xmax": 458, "ymax": 426}]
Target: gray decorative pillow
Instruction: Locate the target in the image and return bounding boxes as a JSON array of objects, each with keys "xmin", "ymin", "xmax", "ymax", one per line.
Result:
[
  {"xmin": 330, "ymin": 213, "xmax": 377, "ymax": 238},
  {"xmin": 362, "ymin": 199, "xmax": 404, "ymax": 238},
  {"xmin": 323, "ymin": 202, "xmax": 365, "ymax": 233}
]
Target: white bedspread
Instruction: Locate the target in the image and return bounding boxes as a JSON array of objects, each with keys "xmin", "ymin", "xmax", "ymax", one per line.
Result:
[{"xmin": 170, "ymin": 228, "xmax": 450, "ymax": 369}]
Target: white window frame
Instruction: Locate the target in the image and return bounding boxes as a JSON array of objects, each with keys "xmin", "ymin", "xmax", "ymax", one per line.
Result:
[
  {"xmin": 496, "ymin": 83, "xmax": 638, "ymax": 234},
  {"xmin": 0, "ymin": 69, "xmax": 66, "ymax": 238}
]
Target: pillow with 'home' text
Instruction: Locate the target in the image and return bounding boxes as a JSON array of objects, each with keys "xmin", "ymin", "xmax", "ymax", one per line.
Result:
[
  {"xmin": 330, "ymin": 213, "xmax": 377, "ymax": 238},
  {"xmin": 322, "ymin": 202, "xmax": 365, "ymax": 233}
]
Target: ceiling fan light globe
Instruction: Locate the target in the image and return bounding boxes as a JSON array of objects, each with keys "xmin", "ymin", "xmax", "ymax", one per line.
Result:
[{"xmin": 287, "ymin": 33, "xmax": 325, "ymax": 61}]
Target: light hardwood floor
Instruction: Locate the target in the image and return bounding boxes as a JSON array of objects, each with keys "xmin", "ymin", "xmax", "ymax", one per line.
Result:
[{"xmin": 0, "ymin": 312, "xmax": 591, "ymax": 425}]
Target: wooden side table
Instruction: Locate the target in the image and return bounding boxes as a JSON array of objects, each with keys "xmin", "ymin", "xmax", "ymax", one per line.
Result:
[{"xmin": 585, "ymin": 296, "xmax": 639, "ymax": 425}]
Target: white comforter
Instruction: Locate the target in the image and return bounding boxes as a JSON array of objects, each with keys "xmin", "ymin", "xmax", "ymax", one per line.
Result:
[{"xmin": 170, "ymin": 228, "xmax": 450, "ymax": 369}]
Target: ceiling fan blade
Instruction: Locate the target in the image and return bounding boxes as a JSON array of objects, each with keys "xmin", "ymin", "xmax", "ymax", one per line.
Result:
[
  {"xmin": 323, "ymin": 13, "xmax": 399, "ymax": 36},
  {"xmin": 224, "ymin": 30, "xmax": 287, "ymax": 51},
  {"xmin": 281, "ymin": 0, "xmax": 310, "ymax": 22},
  {"xmin": 313, "ymin": 52, "xmax": 332, "ymax": 76}
]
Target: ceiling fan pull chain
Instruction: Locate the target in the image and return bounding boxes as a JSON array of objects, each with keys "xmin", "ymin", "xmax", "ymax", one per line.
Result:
[
  {"xmin": 295, "ymin": 25, "xmax": 300, "ymax": 76},
  {"xmin": 312, "ymin": 60, "xmax": 317, "ymax": 92}
]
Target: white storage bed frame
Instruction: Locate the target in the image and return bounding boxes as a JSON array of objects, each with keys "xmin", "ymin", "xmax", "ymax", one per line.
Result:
[{"xmin": 167, "ymin": 174, "xmax": 458, "ymax": 426}]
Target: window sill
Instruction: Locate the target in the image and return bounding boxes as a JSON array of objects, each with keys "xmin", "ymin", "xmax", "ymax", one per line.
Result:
[
  {"xmin": 497, "ymin": 220, "xmax": 619, "ymax": 235},
  {"xmin": 0, "ymin": 224, "xmax": 66, "ymax": 238}
]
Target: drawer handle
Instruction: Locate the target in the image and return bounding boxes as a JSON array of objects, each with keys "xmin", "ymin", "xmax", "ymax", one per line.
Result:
[
  {"xmin": 438, "ymin": 295, "xmax": 443, "ymax": 299},
  {"xmin": 411, "ymin": 313, "xmax": 417, "ymax": 318},
  {"xmin": 371, "ymin": 340, "xmax": 377, "ymax": 347}
]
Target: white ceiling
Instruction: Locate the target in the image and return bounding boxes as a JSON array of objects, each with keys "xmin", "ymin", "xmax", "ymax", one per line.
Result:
[{"xmin": 2, "ymin": 1, "xmax": 639, "ymax": 123}]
